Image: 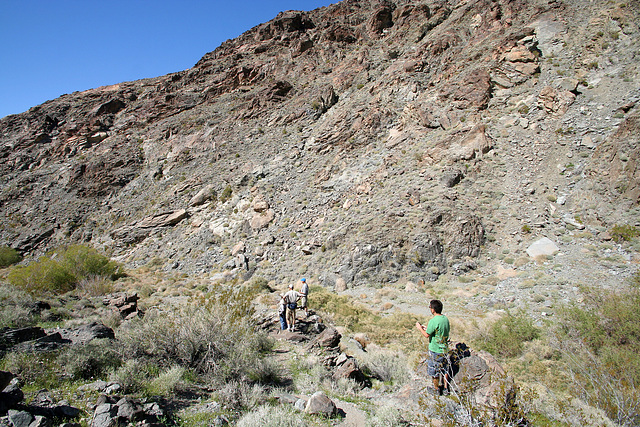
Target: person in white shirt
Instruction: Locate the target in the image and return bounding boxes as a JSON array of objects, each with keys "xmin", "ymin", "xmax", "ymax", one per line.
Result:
[{"xmin": 283, "ymin": 284, "xmax": 301, "ymax": 332}]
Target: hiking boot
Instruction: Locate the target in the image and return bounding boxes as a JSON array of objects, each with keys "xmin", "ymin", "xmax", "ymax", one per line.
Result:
[{"xmin": 441, "ymin": 388, "xmax": 450, "ymax": 396}]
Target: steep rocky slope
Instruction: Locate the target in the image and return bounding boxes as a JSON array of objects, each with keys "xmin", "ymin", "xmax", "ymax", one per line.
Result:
[{"xmin": 1, "ymin": 0, "xmax": 639, "ymax": 308}]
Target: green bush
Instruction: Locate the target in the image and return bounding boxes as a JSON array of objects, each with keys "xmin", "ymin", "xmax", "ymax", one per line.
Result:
[
  {"xmin": 610, "ymin": 224, "xmax": 640, "ymax": 243},
  {"xmin": 57, "ymin": 244, "xmax": 123, "ymax": 280},
  {"xmin": 7, "ymin": 245, "xmax": 123, "ymax": 296},
  {"xmin": 8, "ymin": 257, "xmax": 77, "ymax": 295},
  {"xmin": 556, "ymin": 279, "xmax": 640, "ymax": 425},
  {"xmin": 478, "ymin": 312, "xmax": 540, "ymax": 358},
  {"xmin": 220, "ymin": 185, "xmax": 233, "ymax": 203},
  {"xmin": 0, "ymin": 246, "xmax": 22, "ymax": 268}
]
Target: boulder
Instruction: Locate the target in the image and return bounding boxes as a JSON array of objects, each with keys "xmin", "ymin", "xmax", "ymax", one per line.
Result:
[
  {"xmin": 0, "ymin": 327, "xmax": 47, "ymax": 350},
  {"xmin": 537, "ymin": 86, "xmax": 576, "ymax": 116},
  {"xmin": 0, "ymin": 370, "xmax": 15, "ymax": 391},
  {"xmin": 56, "ymin": 322, "xmax": 115, "ymax": 345},
  {"xmin": 304, "ymin": 391, "xmax": 337, "ymax": 417},
  {"xmin": 332, "ymin": 356, "xmax": 369, "ymax": 386},
  {"xmin": 8, "ymin": 410, "xmax": 34, "ymax": 427},
  {"xmin": 453, "ymin": 350, "xmax": 516, "ymax": 415},
  {"xmin": 137, "ymin": 209, "xmax": 188, "ymax": 228},
  {"xmin": 189, "ymin": 184, "xmax": 215, "ymax": 207},
  {"xmin": 249, "ymin": 209, "xmax": 275, "ymax": 229},
  {"xmin": 308, "ymin": 326, "xmax": 341, "ymax": 349},
  {"xmin": 1, "ymin": 379, "xmax": 24, "ymax": 414},
  {"xmin": 526, "ymin": 237, "xmax": 559, "ymax": 258},
  {"xmin": 251, "ymin": 194, "xmax": 270, "ymax": 212},
  {"xmin": 103, "ymin": 293, "xmax": 141, "ymax": 319}
]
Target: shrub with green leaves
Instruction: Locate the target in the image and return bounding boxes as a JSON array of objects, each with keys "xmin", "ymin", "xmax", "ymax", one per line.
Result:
[
  {"xmin": 477, "ymin": 311, "xmax": 540, "ymax": 358},
  {"xmin": 0, "ymin": 246, "xmax": 22, "ymax": 268},
  {"xmin": 610, "ymin": 224, "xmax": 640, "ymax": 243},
  {"xmin": 57, "ymin": 244, "xmax": 124, "ymax": 280},
  {"xmin": 8, "ymin": 256, "xmax": 77, "ymax": 295},
  {"xmin": 7, "ymin": 244, "xmax": 123, "ymax": 296},
  {"xmin": 557, "ymin": 281, "xmax": 640, "ymax": 425}
]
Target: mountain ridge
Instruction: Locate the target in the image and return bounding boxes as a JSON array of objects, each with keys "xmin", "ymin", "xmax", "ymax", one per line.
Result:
[{"xmin": 1, "ymin": 0, "xmax": 639, "ymax": 299}]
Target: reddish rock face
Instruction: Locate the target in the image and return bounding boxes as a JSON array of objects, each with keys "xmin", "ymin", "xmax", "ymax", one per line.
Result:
[{"xmin": 0, "ymin": 0, "xmax": 636, "ymax": 293}]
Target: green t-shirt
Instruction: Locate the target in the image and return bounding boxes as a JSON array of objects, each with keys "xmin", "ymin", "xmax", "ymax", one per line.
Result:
[{"xmin": 426, "ymin": 314, "xmax": 450, "ymax": 354}]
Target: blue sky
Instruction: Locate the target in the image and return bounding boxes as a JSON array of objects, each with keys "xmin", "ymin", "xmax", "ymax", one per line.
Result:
[{"xmin": 0, "ymin": 0, "xmax": 336, "ymax": 119}]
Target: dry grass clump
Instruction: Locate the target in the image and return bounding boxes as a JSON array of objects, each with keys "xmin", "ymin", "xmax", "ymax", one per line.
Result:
[
  {"xmin": 236, "ymin": 404, "xmax": 309, "ymax": 427},
  {"xmin": 0, "ymin": 283, "xmax": 37, "ymax": 328},
  {"xmin": 311, "ymin": 286, "xmax": 420, "ymax": 346},
  {"xmin": 359, "ymin": 348, "xmax": 411, "ymax": 386}
]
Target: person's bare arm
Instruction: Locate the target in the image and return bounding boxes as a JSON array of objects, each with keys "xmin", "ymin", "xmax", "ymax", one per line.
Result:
[{"xmin": 416, "ymin": 321, "xmax": 430, "ymax": 340}]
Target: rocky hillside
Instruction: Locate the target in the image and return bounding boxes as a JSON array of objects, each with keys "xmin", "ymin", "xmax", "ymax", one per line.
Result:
[{"xmin": 1, "ymin": 0, "xmax": 639, "ymax": 300}]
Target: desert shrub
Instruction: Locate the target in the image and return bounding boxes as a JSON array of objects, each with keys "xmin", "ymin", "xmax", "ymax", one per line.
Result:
[
  {"xmin": 359, "ymin": 348, "xmax": 411, "ymax": 385},
  {"xmin": 0, "ymin": 351, "xmax": 63, "ymax": 389},
  {"xmin": 145, "ymin": 365, "xmax": 186, "ymax": 397},
  {"xmin": 557, "ymin": 282, "xmax": 640, "ymax": 425},
  {"xmin": 7, "ymin": 245, "xmax": 123, "ymax": 296},
  {"xmin": 215, "ymin": 380, "xmax": 268, "ymax": 413},
  {"xmin": 76, "ymin": 275, "xmax": 116, "ymax": 297},
  {"xmin": 116, "ymin": 287, "xmax": 275, "ymax": 387},
  {"xmin": 0, "ymin": 284, "xmax": 37, "ymax": 328},
  {"xmin": 110, "ymin": 359, "xmax": 156, "ymax": 394},
  {"xmin": 610, "ymin": 224, "xmax": 640, "ymax": 243},
  {"xmin": 8, "ymin": 257, "xmax": 77, "ymax": 295},
  {"xmin": 289, "ymin": 358, "xmax": 331, "ymax": 395},
  {"xmin": 57, "ymin": 244, "xmax": 124, "ymax": 280},
  {"xmin": 220, "ymin": 185, "xmax": 233, "ymax": 202},
  {"xmin": 368, "ymin": 405, "xmax": 406, "ymax": 426},
  {"xmin": 236, "ymin": 404, "xmax": 308, "ymax": 427},
  {"xmin": 56, "ymin": 339, "xmax": 121, "ymax": 380},
  {"xmin": 0, "ymin": 246, "xmax": 22, "ymax": 268},
  {"xmin": 244, "ymin": 276, "xmax": 272, "ymax": 294},
  {"xmin": 477, "ymin": 311, "xmax": 540, "ymax": 358}
]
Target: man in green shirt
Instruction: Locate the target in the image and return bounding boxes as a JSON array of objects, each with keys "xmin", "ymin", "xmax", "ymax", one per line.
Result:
[{"xmin": 416, "ymin": 299, "xmax": 450, "ymax": 396}]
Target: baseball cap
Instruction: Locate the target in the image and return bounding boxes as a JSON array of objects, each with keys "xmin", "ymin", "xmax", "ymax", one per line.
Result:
[
  {"xmin": 288, "ymin": 284, "xmax": 294, "ymax": 289},
  {"xmin": 301, "ymin": 278, "xmax": 306, "ymax": 282}
]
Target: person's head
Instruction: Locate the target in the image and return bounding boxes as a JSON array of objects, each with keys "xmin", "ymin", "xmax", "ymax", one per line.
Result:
[
  {"xmin": 301, "ymin": 278, "xmax": 306, "ymax": 283},
  {"xmin": 288, "ymin": 284, "xmax": 294, "ymax": 289},
  {"xmin": 429, "ymin": 299, "xmax": 443, "ymax": 314}
]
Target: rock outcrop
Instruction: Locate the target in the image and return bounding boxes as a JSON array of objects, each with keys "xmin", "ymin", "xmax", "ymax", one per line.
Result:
[{"xmin": 0, "ymin": 0, "xmax": 638, "ymax": 312}]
